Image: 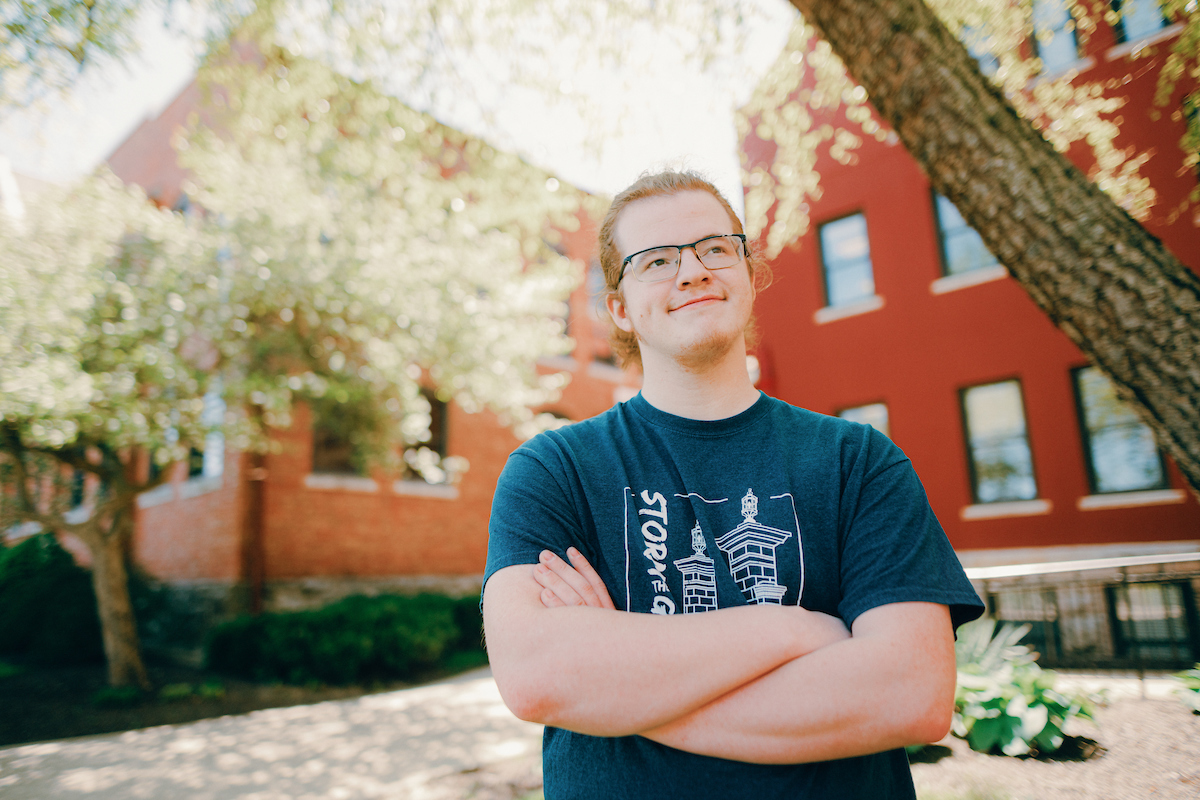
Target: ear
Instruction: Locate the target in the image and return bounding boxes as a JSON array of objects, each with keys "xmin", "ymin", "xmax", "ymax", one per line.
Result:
[{"xmin": 606, "ymin": 291, "xmax": 635, "ymax": 333}]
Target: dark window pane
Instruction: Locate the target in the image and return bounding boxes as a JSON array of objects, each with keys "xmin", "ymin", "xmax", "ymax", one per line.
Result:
[
  {"xmin": 70, "ymin": 469, "xmax": 86, "ymax": 508},
  {"xmin": 187, "ymin": 447, "xmax": 205, "ymax": 478},
  {"xmin": 402, "ymin": 391, "xmax": 451, "ymax": 484},
  {"xmin": 311, "ymin": 423, "xmax": 358, "ymax": 475},
  {"xmin": 962, "ymin": 380, "xmax": 1038, "ymax": 502},
  {"xmin": 1075, "ymin": 366, "xmax": 1165, "ymax": 493},
  {"xmin": 819, "ymin": 214, "xmax": 875, "ymax": 307}
]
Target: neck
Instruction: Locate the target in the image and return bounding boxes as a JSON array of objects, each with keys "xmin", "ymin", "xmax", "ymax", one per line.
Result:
[{"xmin": 637, "ymin": 337, "xmax": 761, "ymax": 420}]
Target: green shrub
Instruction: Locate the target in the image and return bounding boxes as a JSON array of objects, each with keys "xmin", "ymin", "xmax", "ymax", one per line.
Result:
[
  {"xmin": 1173, "ymin": 663, "xmax": 1200, "ymax": 714},
  {"xmin": 197, "ymin": 680, "xmax": 226, "ymax": 699},
  {"xmin": 205, "ymin": 593, "xmax": 482, "ymax": 685},
  {"xmin": 952, "ymin": 618, "xmax": 1096, "ymax": 757},
  {"xmin": 157, "ymin": 682, "xmax": 195, "ymax": 702},
  {"xmin": 0, "ymin": 658, "xmax": 26, "ymax": 679},
  {"xmin": 91, "ymin": 685, "xmax": 144, "ymax": 709},
  {"xmin": 0, "ymin": 534, "xmax": 103, "ymax": 666}
]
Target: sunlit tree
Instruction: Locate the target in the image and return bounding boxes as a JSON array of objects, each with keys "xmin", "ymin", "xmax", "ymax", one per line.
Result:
[{"xmin": 0, "ymin": 35, "xmax": 591, "ymax": 686}]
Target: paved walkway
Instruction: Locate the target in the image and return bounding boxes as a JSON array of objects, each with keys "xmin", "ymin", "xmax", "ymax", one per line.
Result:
[
  {"xmin": 0, "ymin": 668, "xmax": 1185, "ymax": 799},
  {"xmin": 0, "ymin": 668, "xmax": 542, "ymax": 800}
]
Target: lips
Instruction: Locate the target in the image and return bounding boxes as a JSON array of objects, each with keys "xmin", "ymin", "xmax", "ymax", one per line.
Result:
[{"xmin": 670, "ymin": 295, "xmax": 723, "ymax": 312}]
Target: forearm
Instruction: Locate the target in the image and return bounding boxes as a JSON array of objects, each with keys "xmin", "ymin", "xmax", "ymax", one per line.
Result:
[
  {"xmin": 483, "ymin": 564, "xmax": 847, "ymax": 737},
  {"xmin": 641, "ymin": 603, "xmax": 956, "ymax": 764}
]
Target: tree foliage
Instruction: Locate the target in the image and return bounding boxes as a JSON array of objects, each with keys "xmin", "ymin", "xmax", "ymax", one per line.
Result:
[
  {"xmin": 1, "ymin": 6, "xmax": 602, "ymax": 686},
  {"xmin": 741, "ymin": 0, "xmax": 1200, "ymax": 257}
]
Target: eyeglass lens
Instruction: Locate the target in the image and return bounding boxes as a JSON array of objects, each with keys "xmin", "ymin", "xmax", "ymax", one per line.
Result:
[{"xmin": 630, "ymin": 235, "xmax": 744, "ymax": 283}]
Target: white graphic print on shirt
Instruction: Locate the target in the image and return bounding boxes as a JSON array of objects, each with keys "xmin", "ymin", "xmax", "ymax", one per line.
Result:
[{"xmin": 625, "ymin": 487, "xmax": 805, "ymax": 614}]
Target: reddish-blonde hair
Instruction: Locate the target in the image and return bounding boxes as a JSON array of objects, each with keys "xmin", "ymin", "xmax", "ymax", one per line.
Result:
[{"xmin": 596, "ymin": 170, "xmax": 769, "ymax": 369}]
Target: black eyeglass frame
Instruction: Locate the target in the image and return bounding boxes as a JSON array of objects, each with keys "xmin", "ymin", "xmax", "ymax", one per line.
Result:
[{"xmin": 619, "ymin": 233, "xmax": 747, "ymax": 284}]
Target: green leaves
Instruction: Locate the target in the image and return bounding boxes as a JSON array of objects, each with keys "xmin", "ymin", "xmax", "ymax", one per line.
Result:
[
  {"xmin": 1173, "ymin": 662, "xmax": 1200, "ymax": 713},
  {"xmin": 952, "ymin": 618, "xmax": 1097, "ymax": 757}
]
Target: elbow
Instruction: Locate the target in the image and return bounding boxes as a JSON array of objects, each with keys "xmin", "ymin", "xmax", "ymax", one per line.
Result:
[
  {"xmin": 910, "ymin": 701, "xmax": 954, "ymax": 744},
  {"xmin": 493, "ymin": 670, "xmax": 562, "ymax": 725},
  {"xmin": 903, "ymin": 688, "xmax": 955, "ymax": 745}
]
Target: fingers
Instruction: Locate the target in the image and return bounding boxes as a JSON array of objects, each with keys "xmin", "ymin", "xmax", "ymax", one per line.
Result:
[
  {"xmin": 534, "ymin": 548, "xmax": 614, "ymax": 610},
  {"xmin": 566, "ymin": 547, "xmax": 616, "ymax": 610}
]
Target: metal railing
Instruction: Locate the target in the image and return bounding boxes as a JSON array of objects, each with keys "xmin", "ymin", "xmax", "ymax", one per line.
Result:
[{"xmin": 965, "ymin": 552, "xmax": 1200, "ymax": 670}]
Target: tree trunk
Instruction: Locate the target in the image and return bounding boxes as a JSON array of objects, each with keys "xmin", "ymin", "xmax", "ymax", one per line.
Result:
[
  {"xmin": 787, "ymin": 0, "xmax": 1200, "ymax": 493},
  {"xmin": 85, "ymin": 507, "xmax": 151, "ymax": 690}
]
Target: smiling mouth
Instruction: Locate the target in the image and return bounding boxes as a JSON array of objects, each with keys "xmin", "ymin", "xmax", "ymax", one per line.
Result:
[{"xmin": 671, "ymin": 296, "xmax": 723, "ymax": 312}]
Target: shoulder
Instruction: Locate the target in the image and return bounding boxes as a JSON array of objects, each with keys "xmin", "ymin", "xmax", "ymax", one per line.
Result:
[
  {"xmin": 505, "ymin": 402, "xmax": 632, "ymax": 475},
  {"xmin": 762, "ymin": 396, "xmax": 903, "ymax": 465}
]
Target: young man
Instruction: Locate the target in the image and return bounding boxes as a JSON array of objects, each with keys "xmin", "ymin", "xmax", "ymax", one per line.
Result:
[{"xmin": 482, "ymin": 170, "xmax": 983, "ymax": 799}]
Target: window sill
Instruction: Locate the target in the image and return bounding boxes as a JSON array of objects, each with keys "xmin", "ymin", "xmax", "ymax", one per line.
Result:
[
  {"xmin": 813, "ymin": 295, "xmax": 884, "ymax": 325},
  {"xmin": 179, "ymin": 474, "xmax": 223, "ymax": 499},
  {"xmin": 538, "ymin": 355, "xmax": 578, "ymax": 372},
  {"xmin": 1106, "ymin": 23, "xmax": 1182, "ymax": 61},
  {"xmin": 587, "ymin": 361, "xmax": 627, "ymax": 383},
  {"xmin": 137, "ymin": 484, "xmax": 176, "ymax": 509},
  {"xmin": 930, "ymin": 265, "xmax": 1008, "ymax": 295},
  {"xmin": 1037, "ymin": 57, "xmax": 1095, "ymax": 83},
  {"xmin": 961, "ymin": 499, "xmax": 1052, "ymax": 520},
  {"xmin": 304, "ymin": 473, "xmax": 380, "ymax": 493},
  {"xmin": 1077, "ymin": 489, "xmax": 1185, "ymax": 511},
  {"xmin": 393, "ymin": 480, "xmax": 459, "ymax": 500}
]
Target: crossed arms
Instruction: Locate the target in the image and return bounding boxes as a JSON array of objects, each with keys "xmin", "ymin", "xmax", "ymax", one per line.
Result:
[{"xmin": 482, "ymin": 547, "xmax": 957, "ymax": 765}]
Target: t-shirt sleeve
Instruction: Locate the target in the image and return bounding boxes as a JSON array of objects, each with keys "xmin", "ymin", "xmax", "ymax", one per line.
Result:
[
  {"xmin": 836, "ymin": 430, "xmax": 985, "ymax": 631},
  {"xmin": 483, "ymin": 441, "xmax": 585, "ymax": 592}
]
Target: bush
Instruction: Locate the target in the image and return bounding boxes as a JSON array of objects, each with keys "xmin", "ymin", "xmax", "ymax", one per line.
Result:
[
  {"xmin": 1173, "ymin": 663, "xmax": 1200, "ymax": 714},
  {"xmin": 206, "ymin": 593, "xmax": 485, "ymax": 685},
  {"xmin": 91, "ymin": 685, "xmax": 144, "ymax": 709},
  {"xmin": 0, "ymin": 534, "xmax": 103, "ymax": 666},
  {"xmin": 952, "ymin": 618, "xmax": 1096, "ymax": 757}
]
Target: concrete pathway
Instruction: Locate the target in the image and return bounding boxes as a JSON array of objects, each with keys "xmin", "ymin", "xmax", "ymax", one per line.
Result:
[
  {"xmin": 0, "ymin": 668, "xmax": 1185, "ymax": 799},
  {"xmin": 0, "ymin": 668, "xmax": 542, "ymax": 800}
]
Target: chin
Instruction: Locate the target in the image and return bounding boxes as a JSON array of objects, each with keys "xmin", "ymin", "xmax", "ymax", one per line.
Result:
[{"xmin": 676, "ymin": 330, "xmax": 742, "ymax": 370}]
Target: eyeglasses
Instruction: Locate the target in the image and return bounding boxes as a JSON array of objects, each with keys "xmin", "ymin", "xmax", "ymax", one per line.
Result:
[{"xmin": 620, "ymin": 234, "xmax": 747, "ymax": 284}]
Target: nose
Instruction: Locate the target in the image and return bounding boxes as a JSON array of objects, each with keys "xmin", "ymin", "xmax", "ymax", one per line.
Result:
[{"xmin": 675, "ymin": 246, "xmax": 711, "ymax": 286}]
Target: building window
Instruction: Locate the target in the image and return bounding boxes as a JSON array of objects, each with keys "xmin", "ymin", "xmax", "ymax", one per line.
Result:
[
  {"xmin": 962, "ymin": 25, "xmax": 1001, "ymax": 77},
  {"xmin": 586, "ymin": 260, "xmax": 615, "ymax": 365},
  {"xmin": 934, "ymin": 193, "xmax": 999, "ymax": 276},
  {"xmin": 1073, "ymin": 366, "xmax": 1166, "ymax": 494},
  {"xmin": 187, "ymin": 448, "xmax": 205, "ymax": 478},
  {"xmin": 69, "ymin": 469, "xmax": 86, "ymax": 508},
  {"xmin": 1032, "ymin": 0, "xmax": 1079, "ymax": 73},
  {"xmin": 1111, "ymin": 0, "xmax": 1169, "ymax": 44},
  {"xmin": 838, "ymin": 403, "xmax": 890, "ymax": 438},
  {"xmin": 818, "ymin": 213, "xmax": 875, "ymax": 308},
  {"xmin": 190, "ymin": 389, "xmax": 225, "ymax": 479},
  {"xmin": 961, "ymin": 380, "xmax": 1038, "ymax": 503},
  {"xmin": 402, "ymin": 391, "xmax": 451, "ymax": 484},
  {"xmin": 311, "ymin": 421, "xmax": 359, "ymax": 475}
]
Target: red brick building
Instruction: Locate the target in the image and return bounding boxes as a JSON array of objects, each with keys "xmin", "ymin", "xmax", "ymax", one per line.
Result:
[
  {"xmin": 108, "ymin": 80, "xmax": 637, "ymax": 616},
  {"xmin": 744, "ymin": 9, "xmax": 1199, "ymax": 571}
]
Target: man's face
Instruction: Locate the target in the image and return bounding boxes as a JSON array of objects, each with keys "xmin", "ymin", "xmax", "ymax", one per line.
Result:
[{"xmin": 607, "ymin": 190, "xmax": 754, "ymax": 370}]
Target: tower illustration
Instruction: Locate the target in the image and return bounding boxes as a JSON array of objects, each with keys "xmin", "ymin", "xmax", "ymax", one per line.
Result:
[
  {"xmin": 673, "ymin": 521, "xmax": 718, "ymax": 613},
  {"xmin": 715, "ymin": 488, "xmax": 791, "ymax": 604}
]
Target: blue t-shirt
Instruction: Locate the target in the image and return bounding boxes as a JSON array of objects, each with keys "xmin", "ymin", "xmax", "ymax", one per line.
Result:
[{"xmin": 485, "ymin": 392, "xmax": 983, "ymax": 799}]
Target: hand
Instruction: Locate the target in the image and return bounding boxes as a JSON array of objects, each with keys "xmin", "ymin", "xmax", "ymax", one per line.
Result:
[{"xmin": 534, "ymin": 548, "xmax": 616, "ymax": 610}]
